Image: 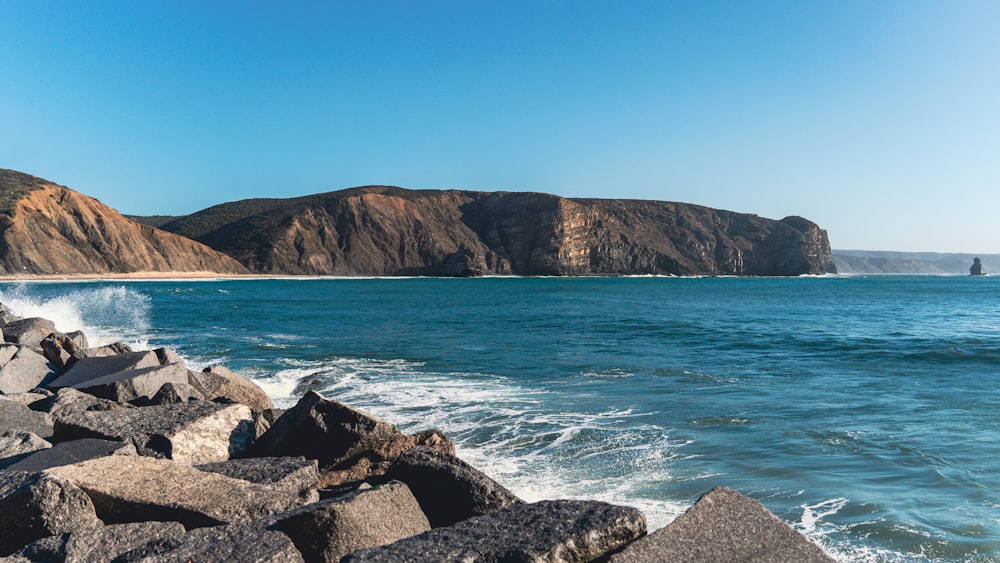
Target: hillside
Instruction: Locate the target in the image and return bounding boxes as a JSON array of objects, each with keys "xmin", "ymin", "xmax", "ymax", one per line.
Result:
[
  {"xmin": 0, "ymin": 169, "xmax": 248, "ymax": 276},
  {"xmin": 160, "ymin": 187, "xmax": 836, "ymax": 277},
  {"xmin": 833, "ymin": 250, "xmax": 998, "ymax": 275}
]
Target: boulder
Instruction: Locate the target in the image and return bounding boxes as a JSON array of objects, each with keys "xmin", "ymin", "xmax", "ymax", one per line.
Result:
[
  {"xmin": 3, "ymin": 390, "xmax": 51, "ymax": 407},
  {"xmin": 0, "ymin": 471, "xmax": 101, "ymax": 556},
  {"xmin": 244, "ymin": 391, "xmax": 406, "ymax": 471},
  {"xmin": 53, "ymin": 401, "xmax": 256, "ymax": 463},
  {"xmin": 1, "ymin": 318, "xmax": 56, "ymax": 351},
  {"xmin": 5, "ymin": 438, "xmax": 136, "ymax": 472},
  {"xmin": 196, "ymin": 456, "xmax": 319, "ymax": 492},
  {"xmin": 71, "ymin": 362, "xmax": 197, "ymax": 404},
  {"xmin": 14, "ymin": 521, "xmax": 186, "ymax": 562},
  {"xmin": 47, "ymin": 349, "xmax": 166, "ymax": 389},
  {"xmin": 29, "ymin": 387, "xmax": 133, "ymax": 418},
  {"xmin": 0, "ymin": 345, "xmax": 56, "ymax": 394},
  {"xmin": 112, "ymin": 521, "xmax": 304, "ymax": 562},
  {"xmin": 47, "ymin": 456, "xmax": 319, "ymax": 529},
  {"xmin": 342, "ymin": 500, "xmax": 646, "ymax": 563},
  {"xmin": 273, "ymin": 480, "xmax": 430, "ymax": 563},
  {"xmin": 0, "ymin": 431, "xmax": 52, "ymax": 469},
  {"xmin": 137, "ymin": 381, "xmax": 204, "ymax": 406},
  {"xmin": 0, "ymin": 303, "xmax": 18, "ymax": 327},
  {"xmin": 385, "ymin": 446, "xmax": 522, "ymax": 528},
  {"xmin": 0, "ymin": 399, "xmax": 54, "ymax": 438},
  {"xmin": 316, "ymin": 430, "xmax": 455, "ymax": 488},
  {"xmin": 84, "ymin": 341, "xmax": 133, "ymax": 357},
  {"xmin": 194, "ymin": 365, "xmax": 274, "ymax": 410},
  {"xmin": 607, "ymin": 487, "xmax": 834, "ymax": 563},
  {"xmin": 39, "ymin": 331, "xmax": 89, "ymax": 373}
]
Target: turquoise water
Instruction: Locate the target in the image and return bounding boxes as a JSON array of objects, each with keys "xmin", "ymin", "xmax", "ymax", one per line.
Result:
[{"xmin": 2, "ymin": 276, "xmax": 998, "ymax": 561}]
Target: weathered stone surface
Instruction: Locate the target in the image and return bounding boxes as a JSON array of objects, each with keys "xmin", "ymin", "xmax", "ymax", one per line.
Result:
[
  {"xmin": 30, "ymin": 387, "xmax": 133, "ymax": 417},
  {"xmin": 83, "ymin": 341, "xmax": 133, "ymax": 357},
  {"xmin": 343, "ymin": 500, "xmax": 646, "ymax": 563},
  {"xmin": 245, "ymin": 391, "xmax": 405, "ymax": 470},
  {"xmin": 48, "ymin": 349, "xmax": 163, "ymax": 388},
  {"xmin": 54, "ymin": 401, "xmax": 255, "ymax": 463},
  {"xmin": 0, "ymin": 431, "xmax": 52, "ymax": 468},
  {"xmin": 385, "ymin": 446, "xmax": 522, "ymax": 528},
  {"xmin": 273, "ymin": 480, "xmax": 430, "ymax": 563},
  {"xmin": 40, "ymin": 330, "xmax": 88, "ymax": 373},
  {"xmin": 0, "ymin": 303, "xmax": 17, "ymax": 327},
  {"xmin": 608, "ymin": 487, "xmax": 834, "ymax": 563},
  {"xmin": 0, "ymin": 471, "xmax": 101, "ymax": 556},
  {"xmin": 14, "ymin": 521, "xmax": 186, "ymax": 562},
  {"xmin": 137, "ymin": 381, "xmax": 203, "ymax": 406},
  {"xmin": 5, "ymin": 438, "xmax": 136, "ymax": 472},
  {"xmin": 1, "ymin": 318, "xmax": 56, "ymax": 351},
  {"xmin": 4, "ymin": 390, "xmax": 51, "ymax": 407},
  {"xmin": 196, "ymin": 456, "xmax": 318, "ymax": 492},
  {"xmin": 194, "ymin": 365, "xmax": 274, "ymax": 411},
  {"xmin": 0, "ymin": 345, "xmax": 55, "ymax": 394},
  {"xmin": 114, "ymin": 521, "xmax": 304, "ymax": 562},
  {"xmin": 0, "ymin": 399, "xmax": 54, "ymax": 438},
  {"xmin": 75, "ymin": 362, "xmax": 195, "ymax": 404},
  {"xmin": 47, "ymin": 456, "xmax": 319, "ymax": 529},
  {"xmin": 317, "ymin": 429, "xmax": 457, "ymax": 488}
]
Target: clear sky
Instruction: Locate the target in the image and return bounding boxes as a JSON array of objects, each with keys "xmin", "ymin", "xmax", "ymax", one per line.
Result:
[{"xmin": 2, "ymin": 1, "xmax": 999, "ymax": 252}]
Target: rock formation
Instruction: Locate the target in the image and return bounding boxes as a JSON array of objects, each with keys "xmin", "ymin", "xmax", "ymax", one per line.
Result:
[
  {"xmin": 0, "ymin": 169, "xmax": 248, "ymax": 276},
  {"xmin": 161, "ymin": 187, "xmax": 837, "ymax": 276},
  {"xmin": 970, "ymin": 257, "xmax": 984, "ymax": 276}
]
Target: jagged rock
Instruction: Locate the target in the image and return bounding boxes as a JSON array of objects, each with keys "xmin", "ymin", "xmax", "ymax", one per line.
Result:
[
  {"xmin": 113, "ymin": 521, "xmax": 304, "ymax": 562},
  {"xmin": 31, "ymin": 387, "xmax": 133, "ymax": 417},
  {"xmin": 244, "ymin": 391, "xmax": 406, "ymax": 470},
  {"xmin": 84, "ymin": 341, "xmax": 133, "ymax": 357},
  {"xmin": 385, "ymin": 446, "xmax": 522, "ymax": 528},
  {"xmin": 14, "ymin": 521, "xmax": 186, "ymax": 562},
  {"xmin": 194, "ymin": 365, "xmax": 274, "ymax": 411},
  {"xmin": 47, "ymin": 456, "xmax": 318, "ymax": 529},
  {"xmin": 136, "ymin": 381, "xmax": 203, "ymax": 406},
  {"xmin": 47, "ymin": 348, "xmax": 179, "ymax": 388},
  {"xmin": 317, "ymin": 428, "xmax": 457, "ymax": 488},
  {"xmin": 5, "ymin": 438, "xmax": 136, "ymax": 472},
  {"xmin": 1, "ymin": 318, "xmax": 56, "ymax": 351},
  {"xmin": 0, "ymin": 431, "xmax": 52, "ymax": 469},
  {"xmin": 0, "ymin": 345, "xmax": 56, "ymax": 394},
  {"xmin": 4, "ymin": 390, "xmax": 51, "ymax": 406},
  {"xmin": 51, "ymin": 353, "xmax": 197, "ymax": 404},
  {"xmin": 53, "ymin": 401, "xmax": 255, "ymax": 463},
  {"xmin": 342, "ymin": 499, "xmax": 646, "ymax": 563},
  {"xmin": 273, "ymin": 480, "xmax": 430, "ymax": 563},
  {"xmin": 0, "ymin": 471, "xmax": 101, "ymax": 556},
  {"xmin": 0, "ymin": 303, "xmax": 18, "ymax": 327},
  {"xmin": 0, "ymin": 399, "xmax": 54, "ymax": 438},
  {"xmin": 607, "ymin": 487, "xmax": 834, "ymax": 563},
  {"xmin": 196, "ymin": 456, "xmax": 319, "ymax": 492},
  {"xmin": 40, "ymin": 331, "xmax": 88, "ymax": 373}
]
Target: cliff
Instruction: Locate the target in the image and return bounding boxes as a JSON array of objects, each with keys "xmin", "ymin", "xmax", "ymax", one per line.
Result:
[
  {"xmin": 161, "ymin": 187, "xmax": 836, "ymax": 276},
  {"xmin": 0, "ymin": 170, "xmax": 248, "ymax": 276}
]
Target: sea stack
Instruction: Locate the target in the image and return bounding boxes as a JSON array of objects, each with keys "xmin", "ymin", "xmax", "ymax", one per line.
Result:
[{"xmin": 970, "ymin": 257, "xmax": 984, "ymax": 276}]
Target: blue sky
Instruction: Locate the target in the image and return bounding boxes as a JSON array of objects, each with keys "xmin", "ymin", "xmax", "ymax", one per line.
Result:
[{"xmin": 2, "ymin": 1, "xmax": 998, "ymax": 252}]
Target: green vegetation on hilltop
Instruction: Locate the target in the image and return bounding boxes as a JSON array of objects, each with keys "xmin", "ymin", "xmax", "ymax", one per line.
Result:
[{"xmin": 0, "ymin": 169, "xmax": 50, "ymax": 217}]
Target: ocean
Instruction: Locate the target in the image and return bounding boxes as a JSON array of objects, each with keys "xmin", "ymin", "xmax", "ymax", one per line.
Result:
[{"xmin": 1, "ymin": 275, "xmax": 997, "ymax": 561}]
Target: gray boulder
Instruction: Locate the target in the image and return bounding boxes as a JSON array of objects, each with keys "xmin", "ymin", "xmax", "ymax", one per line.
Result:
[
  {"xmin": 30, "ymin": 387, "xmax": 133, "ymax": 418},
  {"xmin": 193, "ymin": 365, "xmax": 274, "ymax": 410},
  {"xmin": 5, "ymin": 438, "xmax": 136, "ymax": 472},
  {"xmin": 40, "ymin": 331, "xmax": 89, "ymax": 373},
  {"xmin": 273, "ymin": 480, "xmax": 430, "ymax": 562},
  {"xmin": 14, "ymin": 521, "xmax": 185, "ymax": 562},
  {"xmin": 72, "ymin": 362, "xmax": 197, "ymax": 404},
  {"xmin": 0, "ymin": 345, "xmax": 56, "ymax": 394},
  {"xmin": 0, "ymin": 471, "xmax": 101, "ymax": 556},
  {"xmin": 245, "ymin": 391, "xmax": 406, "ymax": 470},
  {"xmin": 0, "ymin": 431, "xmax": 52, "ymax": 469},
  {"xmin": 53, "ymin": 401, "xmax": 255, "ymax": 463},
  {"xmin": 137, "ymin": 381, "xmax": 204, "ymax": 406},
  {"xmin": 608, "ymin": 487, "xmax": 834, "ymax": 563},
  {"xmin": 196, "ymin": 456, "xmax": 319, "ymax": 491},
  {"xmin": 0, "ymin": 399, "xmax": 54, "ymax": 438},
  {"xmin": 113, "ymin": 521, "xmax": 304, "ymax": 562},
  {"xmin": 83, "ymin": 341, "xmax": 133, "ymax": 357},
  {"xmin": 0, "ymin": 303, "xmax": 18, "ymax": 327},
  {"xmin": 342, "ymin": 499, "xmax": 646, "ymax": 563},
  {"xmin": 48, "ymin": 348, "xmax": 168, "ymax": 389},
  {"xmin": 1, "ymin": 318, "xmax": 56, "ymax": 351},
  {"xmin": 47, "ymin": 456, "xmax": 319, "ymax": 529},
  {"xmin": 385, "ymin": 446, "xmax": 522, "ymax": 527}
]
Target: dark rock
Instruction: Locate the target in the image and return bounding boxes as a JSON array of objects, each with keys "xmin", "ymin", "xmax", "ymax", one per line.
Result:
[
  {"xmin": 193, "ymin": 365, "xmax": 274, "ymax": 410},
  {"xmin": 273, "ymin": 480, "xmax": 430, "ymax": 563},
  {"xmin": 0, "ymin": 345, "xmax": 56, "ymax": 394},
  {"xmin": 29, "ymin": 386, "xmax": 133, "ymax": 417},
  {"xmin": 385, "ymin": 446, "xmax": 522, "ymax": 528},
  {"xmin": 4, "ymin": 438, "xmax": 136, "ymax": 472},
  {"xmin": 14, "ymin": 521, "xmax": 185, "ymax": 562},
  {"xmin": 0, "ymin": 430, "xmax": 52, "ymax": 469},
  {"xmin": 137, "ymin": 381, "xmax": 203, "ymax": 406},
  {"xmin": 196, "ymin": 456, "xmax": 319, "ymax": 491},
  {"xmin": 0, "ymin": 399, "xmax": 54, "ymax": 438},
  {"xmin": 607, "ymin": 487, "xmax": 834, "ymax": 563},
  {"xmin": 40, "ymin": 330, "xmax": 89, "ymax": 373},
  {"xmin": 1, "ymin": 318, "xmax": 56, "ymax": 351},
  {"xmin": 244, "ymin": 391, "xmax": 406, "ymax": 470},
  {"xmin": 47, "ymin": 456, "xmax": 319, "ymax": 529},
  {"xmin": 971, "ymin": 257, "xmax": 985, "ymax": 276},
  {"xmin": 111, "ymin": 521, "xmax": 304, "ymax": 562},
  {"xmin": 316, "ymin": 429, "xmax": 457, "ymax": 488},
  {"xmin": 342, "ymin": 499, "xmax": 646, "ymax": 563},
  {"xmin": 53, "ymin": 401, "xmax": 255, "ymax": 463},
  {"xmin": 0, "ymin": 471, "xmax": 101, "ymax": 556}
]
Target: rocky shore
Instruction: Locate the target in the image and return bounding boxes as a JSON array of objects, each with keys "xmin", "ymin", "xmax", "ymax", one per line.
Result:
[{"xmin": 0, "ymin": 303, "xmax": 834, "ymax": 562}]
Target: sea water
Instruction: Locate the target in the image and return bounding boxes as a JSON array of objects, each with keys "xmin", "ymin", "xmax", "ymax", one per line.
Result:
[{"xmin": 1, "ymin": 275, "xmax": 998, "ymax": 562}]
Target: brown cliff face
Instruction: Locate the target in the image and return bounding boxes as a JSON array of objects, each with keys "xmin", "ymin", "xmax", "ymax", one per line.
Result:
[
  {"xmin": 163, "ymin": 187, "xmax": 836, "ymax": 277},
  {"xmin": 0, "ymin": 170, "xmax": 248, "ymax": 276}
]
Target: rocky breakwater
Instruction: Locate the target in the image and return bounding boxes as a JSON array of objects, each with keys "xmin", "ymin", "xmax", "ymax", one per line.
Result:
[{"xmin": 0, "ymin": 303, "xmax": 833, "ymax": 562}]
